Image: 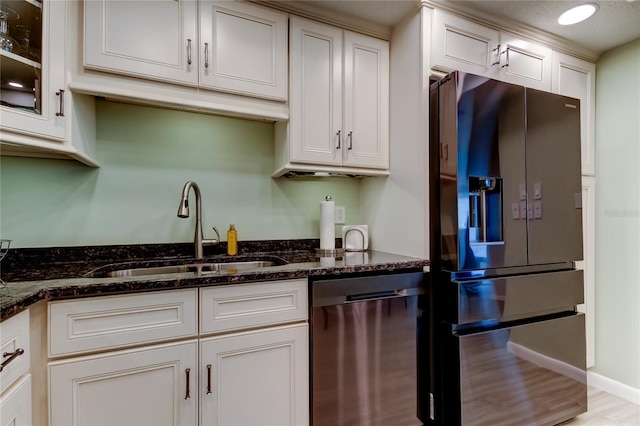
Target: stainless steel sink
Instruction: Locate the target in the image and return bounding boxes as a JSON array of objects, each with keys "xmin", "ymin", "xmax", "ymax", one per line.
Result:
[{"xmin": 87, "ymin": 260, "xmax": 280, "ymax": 278}]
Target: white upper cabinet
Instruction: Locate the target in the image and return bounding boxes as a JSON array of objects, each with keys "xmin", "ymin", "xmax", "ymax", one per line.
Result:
[
  {"xmin": 431, "ymin": 10, "xmax": 500, "ymax": 78},
  {"xmin": 0, "ymin": 0, "xmax": 96, "ymax": 165},
  {"xmin": 287, "ymin": 18, "xmax": 343, "ymax": 167},
  {"xmin": 498, "ymin": 31, "xmax": 552, "ymax": 90},
  {"xmin": 199, "ymin": 1, "xmax": 288, "ymax": 100},
  {"xmin": 552, "ymin": 52, "xmax": 596, "ymax": 175},
  {"xmin": 84, "ymin": 0, "xmax": 198, "ymax": 86},
  {"xmin": 83, "ymin": 0, "xmax": 287, "ymax": 101},
  {"xmin": 1, "ymin": 0, "xmax": 65, "ymax": 140},
  {"xmin": 343, "ymin": 31, "xmax": 390, "ymax": 169},
  {"xmin": 431, "ymin": 10, "xmax": 552, "ymax": 91},
  {"xmin": 275, "ymin": 17, "xmax": 389, "ymax": 176}
]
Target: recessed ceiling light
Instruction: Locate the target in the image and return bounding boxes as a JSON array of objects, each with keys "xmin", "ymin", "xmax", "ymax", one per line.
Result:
[
  {"xmin": 558, "ymin": 4, "xmax": 599, "ymax": 25},
  {"xmin": 8, "ymin": 81, "xmax": 23, "ymax": 88}
]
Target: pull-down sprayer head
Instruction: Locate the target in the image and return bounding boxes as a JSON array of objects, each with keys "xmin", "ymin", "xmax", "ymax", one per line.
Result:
[
  {"xmin": 177, "ymin": 181, "xmax": 200, "ymax": 218},
  {"xmin": 177, "ymin": 197, "xmax": 190, "ymax": 218}
]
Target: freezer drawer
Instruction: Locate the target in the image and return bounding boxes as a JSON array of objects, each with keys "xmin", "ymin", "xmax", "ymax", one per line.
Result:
[
  {"xmin": 445, "ymin": 269, "xmax": 584, "ymax": 325},
  {"xmin": 443, "ymin": 313, "xmax": 587, "ymax": 426}
]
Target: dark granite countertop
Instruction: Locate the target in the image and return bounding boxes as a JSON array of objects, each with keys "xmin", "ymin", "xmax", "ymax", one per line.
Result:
[{"xmin": 0, "ymin": 240, "xmax": 429, "ymax": 322}]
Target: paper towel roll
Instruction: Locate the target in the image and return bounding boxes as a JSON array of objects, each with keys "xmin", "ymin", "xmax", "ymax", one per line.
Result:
[{"xmin": 320, "ymin": 196, "xmax": 335, "ymax": 250}]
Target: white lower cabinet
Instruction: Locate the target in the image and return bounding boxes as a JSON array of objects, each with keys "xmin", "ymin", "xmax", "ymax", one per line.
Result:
[
  {"xmin": 200, "ymin": 324, "xmax": 309, "ymax": 426},
  {"xmin": 0, "ymin": 374, "xmax": 32, "ymax": 426},
  {"xmin": 0, "ymin": 309, "xmax": 32, "ymax": 426},
  {"xmin": 47, "ymin": 281, "xmax": 309, "ymax": 426},
  {"xmin": 49, "ymin": 341, "xmax": 198, "ymax": 426},
  {"xmin": 0, "ymin": 309, "xmax": 32, "ymax": 425}
]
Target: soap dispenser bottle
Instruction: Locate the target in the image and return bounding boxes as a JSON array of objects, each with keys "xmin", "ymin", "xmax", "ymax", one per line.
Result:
[{"xmin": 227, "ymin": 224, "xmax": 238, "ymax": 256}]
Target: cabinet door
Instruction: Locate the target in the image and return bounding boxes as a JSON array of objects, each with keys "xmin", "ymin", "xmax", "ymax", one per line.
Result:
[
  {"xmin": 342, "ymin": 32, "xmax": 389, "ymax": 169},
  {"xmin": 498, "ymin": 31, "xmax": 552, "ymax": 91},
  {"xmin": 431, "ymin": 10, "xmax": 500, "ymax": 78},
  {"xmin": 552, "ymin": 52, "xmax": 596, "ymax": 175},
  {"xmin": 199, "ymin": 1, "xmax": 288, "ymax": 100},
  {"xmin": 49, "ymin": 341, "xmax": 197, "ymax": 426},
  {"xmin": 1, "ymin": 0, "xmax": 66, "ymax": 140},
  {"xmin": 0, "ymin": 375, "xmax": 32, "ymax": 426},
  {"xmin": 200, "ymin": 324, "xmax": 309, "ymax": 426},
  {"xmin": 84, "ymin": 0, "xmax": 197, "ymax": 86},
  {"xmin": 289, "ymin": 17, "xmax": 343, "ymax": 166}
]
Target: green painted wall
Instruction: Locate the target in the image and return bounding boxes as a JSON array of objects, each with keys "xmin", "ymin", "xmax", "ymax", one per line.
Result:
[
  {"xmin": 0, "ymin": 100, "xmax": 364, "ymax": 248},
  {"xmin": 593, "ymin": 38, "xmax": 640, "ymax": 389}
]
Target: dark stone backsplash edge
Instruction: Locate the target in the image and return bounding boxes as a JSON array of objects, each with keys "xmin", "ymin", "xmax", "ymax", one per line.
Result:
[{"xmin": 2, "ymin": 239, "xmax": 327, "ymax": 267}]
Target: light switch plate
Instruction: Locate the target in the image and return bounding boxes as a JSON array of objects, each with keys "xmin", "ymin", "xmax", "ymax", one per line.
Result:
[{"xmin": 335, "ymin": 206, "xmax": 346, "ymax": 224}]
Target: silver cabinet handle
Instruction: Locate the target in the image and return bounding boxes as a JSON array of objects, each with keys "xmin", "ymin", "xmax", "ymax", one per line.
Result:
[
  {"xmin": 55, "ymin": 89, "xmax": 65, "ymax": 117},
  {"xmin": 185, "ymin": 368, "xmax": 191, "ymax": 399},
  {"xmin": 336, "ymin": 130, "xmax": 341, "ymax": 150},
  {"xmin": 187, "ymin": 39, "xmax": 192, "ymax": 65},
  {"xmin": 491, "ymin": 44, "xmax": 501, "ymax": 66},
  {"xmin": 348, "ymin": 131, "xmax": 353, "ymax": 150},
  {"xmin": 204, "ymin": 42, "xmax": 209, "ymax": 68},
  {"xmin": 501, "ymin": 47, "xmax": 510, "ymax": 68},
  {"xmin": 206, "ymin": 364, "xmax": 212, "ymax": 394},
  {"xmin": 1, "ymin": 348, "xmax": 24, "ymax": 372}
]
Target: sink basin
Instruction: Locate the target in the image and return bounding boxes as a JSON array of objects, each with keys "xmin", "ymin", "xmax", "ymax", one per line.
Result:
[
  {"xmin": 104, "ymin": 261, "xmax": 276, "ymax": 278},
  {"xmin": 85, "ymin": 259, "xmax": 284, "ymax": 278}
]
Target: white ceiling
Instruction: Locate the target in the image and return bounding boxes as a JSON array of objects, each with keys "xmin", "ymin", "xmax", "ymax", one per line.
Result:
[{"xmin": 298, "ymin": 0, "xmax": 640, "ymax": 56}]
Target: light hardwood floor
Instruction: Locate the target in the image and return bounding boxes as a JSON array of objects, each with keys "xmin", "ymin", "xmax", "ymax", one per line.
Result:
[{"xmin": 561, "ymin": 386, "xmax": 640, "ymax": 425}]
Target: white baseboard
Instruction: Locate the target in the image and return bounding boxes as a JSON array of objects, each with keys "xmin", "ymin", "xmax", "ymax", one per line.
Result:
[{"xmin": 588, "ymin": 371, "xmax": 640, "ymax": 405}]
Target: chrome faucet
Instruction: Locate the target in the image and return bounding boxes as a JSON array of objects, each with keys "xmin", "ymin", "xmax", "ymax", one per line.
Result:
[{"xmin": 177, "ymin": 181, "xmax": 220, "ymax": 259}]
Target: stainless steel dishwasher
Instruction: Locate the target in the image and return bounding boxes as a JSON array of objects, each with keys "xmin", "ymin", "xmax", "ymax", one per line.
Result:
[{"xmin": 310, "ymin": 272, "xmax": 426, "ymax": 426}]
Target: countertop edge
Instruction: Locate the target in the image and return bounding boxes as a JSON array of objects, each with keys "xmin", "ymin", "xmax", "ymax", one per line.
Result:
[{"xmin": 1, "ymin": 256, "xmax": 429, "ymax": 322}]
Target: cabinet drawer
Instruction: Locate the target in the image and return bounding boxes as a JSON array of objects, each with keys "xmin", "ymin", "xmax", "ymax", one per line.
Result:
[
  {"xmin": 0, "ymin": 310, "xmax": 30, "ymax": 394},
  {"xmin": 49, "ymin": 289, "xmax": 198, "ymax": 357},
  {"xmin": 200, "ymin": 280, "xmax": 308, "ymax": 334}
]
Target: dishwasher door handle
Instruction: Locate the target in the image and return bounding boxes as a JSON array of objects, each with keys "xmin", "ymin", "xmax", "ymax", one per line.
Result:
[{"xmin": 346, "ymin": 288, "xmax": 422, "ymax": 302}]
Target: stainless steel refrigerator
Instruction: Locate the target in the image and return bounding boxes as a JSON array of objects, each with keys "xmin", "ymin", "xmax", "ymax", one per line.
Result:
[{"xmin": 420, "ymin": 71, "xmax": 587, "ymax": 426}]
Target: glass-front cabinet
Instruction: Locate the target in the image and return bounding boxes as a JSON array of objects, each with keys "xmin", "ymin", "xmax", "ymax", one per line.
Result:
[{"xmin": 0, "ymin": 0, "xmax": 66, "ymax": 143}]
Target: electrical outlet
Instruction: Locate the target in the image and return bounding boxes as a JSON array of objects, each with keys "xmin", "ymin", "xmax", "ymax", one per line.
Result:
[{"xmin": 335, "ymin": 206, "xmax": 346, "ymax": 224}]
